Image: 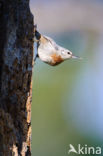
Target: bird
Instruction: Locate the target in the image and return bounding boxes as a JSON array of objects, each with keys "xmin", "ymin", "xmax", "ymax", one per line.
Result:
[{"xmin": 34, "ymin": 28, "xmax": 81, "ymax": 66}]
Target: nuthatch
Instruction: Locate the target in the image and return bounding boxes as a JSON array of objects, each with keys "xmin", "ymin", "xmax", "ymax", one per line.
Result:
[{"xmin": 34, "ymin": 29, "xmax": 81, "ymax": 66}]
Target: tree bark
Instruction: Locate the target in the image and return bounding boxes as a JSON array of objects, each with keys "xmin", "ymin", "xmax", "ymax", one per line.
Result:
[{"xmin": 0, "ymin": 0, "xmax": 34, "ymax": 155}]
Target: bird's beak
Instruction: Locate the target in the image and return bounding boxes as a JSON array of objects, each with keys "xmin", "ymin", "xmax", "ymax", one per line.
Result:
[{"xmin": 71, "ymin": 55, "xmax": 82, "ymax": 59}]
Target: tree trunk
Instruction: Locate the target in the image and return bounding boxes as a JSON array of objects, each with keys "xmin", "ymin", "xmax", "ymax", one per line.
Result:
[{"xmin": 0, "ymin": 0, "xmax": 34, "ymax": 155}]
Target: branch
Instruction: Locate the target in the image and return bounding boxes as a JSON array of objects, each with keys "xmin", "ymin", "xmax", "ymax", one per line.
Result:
[{"xmin": 0, "ymin": 0, "xmax": 34, "ymax": 155}]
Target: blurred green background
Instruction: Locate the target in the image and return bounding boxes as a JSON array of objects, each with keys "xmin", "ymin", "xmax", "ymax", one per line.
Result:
[{"xmin": 30, "ymin": 0, "xmax": 103, "ymax": 155}]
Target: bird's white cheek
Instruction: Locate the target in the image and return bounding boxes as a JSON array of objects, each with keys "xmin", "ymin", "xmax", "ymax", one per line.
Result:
[
  {"xmin": 62, "ymin": 55, "xmax": 71, "ymax": 60},
  {"xmin": 68, "ymin": 55, "xmax": 72, "ymax": 59}
]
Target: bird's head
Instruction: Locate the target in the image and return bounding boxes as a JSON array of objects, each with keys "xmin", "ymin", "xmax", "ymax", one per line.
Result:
[{"xmin": 60, "ymin": 48, "xmax": 81, "ymax": 60}]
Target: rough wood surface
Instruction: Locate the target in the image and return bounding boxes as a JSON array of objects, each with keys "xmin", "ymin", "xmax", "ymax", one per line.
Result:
[{"xmin": 0, "ymin": 0, "xmax": 34, "ymax": 155}]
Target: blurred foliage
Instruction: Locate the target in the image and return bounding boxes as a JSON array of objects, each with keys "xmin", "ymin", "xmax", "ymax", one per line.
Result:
[
  {"xmin": 31, "ymin": 30, "xmax": 103, "ymax": 156},
  {"xmin": 30, "ymin": 0, "xmax": 103, "ymax": 155}
]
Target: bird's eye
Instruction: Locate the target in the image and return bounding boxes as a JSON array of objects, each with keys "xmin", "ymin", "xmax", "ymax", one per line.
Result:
[{"xmin": 67, "ymin": 52, "xmax": 71, "ymax": 54}]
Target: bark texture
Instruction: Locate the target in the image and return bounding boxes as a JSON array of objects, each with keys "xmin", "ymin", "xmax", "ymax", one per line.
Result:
[{"xmin": 0, "ymin": 0, "xmax": 34, "ymax": 155}]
